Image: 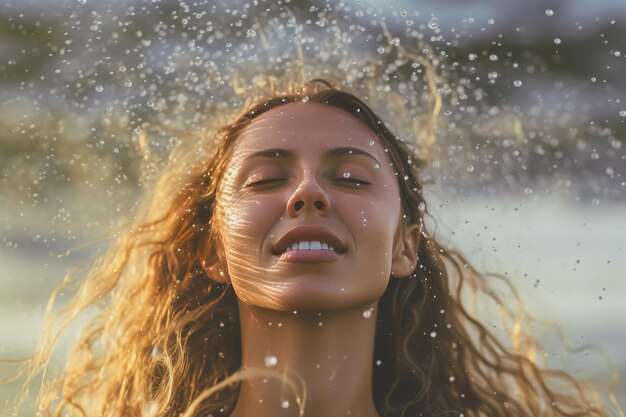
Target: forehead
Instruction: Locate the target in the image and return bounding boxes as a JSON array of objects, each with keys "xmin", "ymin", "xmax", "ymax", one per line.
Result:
[{"xmin": 232, "ymin": 102, "xmax": 385, "ymax": 156}]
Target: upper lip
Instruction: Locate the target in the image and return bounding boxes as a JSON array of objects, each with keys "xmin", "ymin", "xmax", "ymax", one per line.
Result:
[{"xmin": 272, "ymin": 225, "xmax": 348, "ymax": 255}]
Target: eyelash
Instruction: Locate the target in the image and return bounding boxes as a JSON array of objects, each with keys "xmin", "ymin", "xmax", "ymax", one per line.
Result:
[
  {"xmin": 246, "ymin": 177, "xmax": 371, "ymax": 187},
  {"xmin": 338, "ymin": 178, "xmax": 370, "ymax": 186},
  {"xmin": 246, "ymin": 178, "xmax": 286, "ymax": 187}
]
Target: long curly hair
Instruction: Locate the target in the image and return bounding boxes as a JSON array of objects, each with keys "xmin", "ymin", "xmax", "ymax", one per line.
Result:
[{"xmin": 11, "ymin": 79, "xmax": 612, "ymax": 417}]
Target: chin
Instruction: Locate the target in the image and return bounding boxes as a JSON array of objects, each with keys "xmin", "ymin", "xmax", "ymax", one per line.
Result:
[{"xmin": 273, "ymin": 283, "xmax": 387, "ymax": 313}]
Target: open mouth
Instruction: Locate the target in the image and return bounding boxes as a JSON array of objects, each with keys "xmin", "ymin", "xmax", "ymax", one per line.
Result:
[
  {"xmin": 277, "ymin": 242, "xmax": 344, "ymax": 262},
  {"xmin": 282, "ymin": 240, "xmax": 340, "ymax": 253},
  {"xmin": 271, "ymin": 225, "xmax": 348, "ymax": 257}
]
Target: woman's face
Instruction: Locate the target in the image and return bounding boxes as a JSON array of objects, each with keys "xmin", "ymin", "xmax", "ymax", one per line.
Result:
[{"xmin": 212, "ymin": 102, "xmax": 411, "ymax": 312}]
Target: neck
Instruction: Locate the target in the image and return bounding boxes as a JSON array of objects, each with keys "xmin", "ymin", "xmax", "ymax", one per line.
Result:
[{"xmin": 228, "ymin": 301, "xmax": 381, "ymax": 417}]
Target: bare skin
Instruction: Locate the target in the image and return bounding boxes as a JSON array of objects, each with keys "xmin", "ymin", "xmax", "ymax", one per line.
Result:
[
  {"xmin": 203, "ymin": 103, "xmax": 420, "ymax": 417},
  {"xmin": 230, "ymin": 302, "xmax": 381, "ymax": 417}
]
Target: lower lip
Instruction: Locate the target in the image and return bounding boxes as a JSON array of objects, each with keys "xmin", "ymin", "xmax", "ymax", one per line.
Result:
[{"xmin": 278, "ymin": 249, "xmax": 342, "ymax": 263}]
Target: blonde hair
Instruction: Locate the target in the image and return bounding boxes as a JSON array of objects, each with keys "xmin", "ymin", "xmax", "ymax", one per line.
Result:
[{"xmin": 9, "ymin": 79, "xmax": 616, "ymax": 417}]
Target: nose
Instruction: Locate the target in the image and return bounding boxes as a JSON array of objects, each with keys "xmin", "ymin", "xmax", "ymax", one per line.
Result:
[{"xmin": 287, "ymin": 175, "xmax": 331, "ymax": 217}]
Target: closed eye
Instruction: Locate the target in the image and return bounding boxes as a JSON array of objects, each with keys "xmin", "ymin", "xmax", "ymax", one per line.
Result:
[
  {"xmin": 336, "ymin": 177, "xmax": 371, "ymax": 186},
  {"xmin": 245, "ymin": 178, "xmax": 287, "ymax": 187}
]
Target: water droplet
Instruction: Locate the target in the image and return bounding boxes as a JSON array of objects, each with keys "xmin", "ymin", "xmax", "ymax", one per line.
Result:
[
  {"xmin": 466, "ymin": 165, "xmax": 474, "ymax": 173},
  {"xmin": 619, "ymin": 110, "xmax": 626, "ymax": 117},
  {"xmin": 342, "ymin": 171, "xmax": 351, "ymax": 178},
  {"xmin": 545, "ymin": 9, "xmax": 554, "ymax": 16},
  {"xmin": 281, "ymin": 400, "xmax": 290, "ymax": 409},
  {"xmin": 246, "ymin": 28, "xmax": 257, "ymax": 38},
  {"xmin": 591, "ymin": 77, "xmax": 597, "ymax": 83},
  {"xmin": 145, "ymin": 402, "xmax": 158, "ymax": 417},
  {"xmin": 368, "ymin": 140, "xmax": 375, "ymax": 146},
  {"xmin": 264, "ymin": 355, "xmax": 278, "ymax": 367},
  {"xmin": 375, "ymin": 360, "xmax": 382, "ymax": 366},
  {"xmin": 123, "ymin": 80, "xmax": 132, "ymax": 87},
  {"xmin": 373, "ymin": 163, "xmax": 380, "ymax": 169},
  {"xmin": 400, "ymin": 10, "xmax": 407, "ymax": 16},
  {"xmin": 418, "ymin": 202, "xmax": 426, "ymax": 212},
  {"xmin": 430, "ymin": 331, "xmax": 437, "ymax": 338},
  {"xmin": 428, "ymin": 19, "xmax": 438, "ymax": 29},
  {"xmin": 489, "ymin": 54, "xmax": 498, "ymax": 62},
  {"xmin": 301, "ymin": 96, "xmax": 309, "ymax": 103},
  {"xmin": 488, "ymin": 18, "xmax": 494, "ymax": 24},
  {"xmin": 468, "ymin": 53, "xmax": 477, "ymax": 61},
  {"xmin": 449, "ymin": 376, "xmax": 456, "ymax": 382},
  {"xmin": 513, "ymin": 80, "xmax": 522, "ymax": 87},
  {"xmin": 614, "ymin": 50, "xmax": 622, "ymax": 57},
  {"xmin": 362, "ymin": 309, "xmax": 372, "ymax": 319},
  {"xmin": 553, "ymin": 37, "xmax": 561, "ymax": 45},
  {"xmin": 377, "ymin": 45, "xmax": 385, "ymax": 54},
  {"xmin": 95, "ymin": 85, "xmax": 104, "ymax": 92}
]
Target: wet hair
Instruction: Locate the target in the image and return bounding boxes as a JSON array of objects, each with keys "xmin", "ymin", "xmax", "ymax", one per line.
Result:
[{"xmin": 12, "ymin": 80, "xmax": 611, "ymax": 417}]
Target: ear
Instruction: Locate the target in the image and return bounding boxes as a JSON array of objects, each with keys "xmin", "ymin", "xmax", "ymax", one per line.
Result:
[
  {"xmin": 198, "ymin": 233, "xmax": 231, "ymax": 284},
  {"xmin": 390, "ymin": 222, "xmax": 421, "ymax": 279}
]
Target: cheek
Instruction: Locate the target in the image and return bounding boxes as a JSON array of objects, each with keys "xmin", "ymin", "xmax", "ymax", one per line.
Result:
[
  {"xmin": 218, "ymin": 192, "xmax": 282, "ymax": 260},
  {"xmin": 336, "ymin": 193, "xmax": 401, "ymax": 250}
]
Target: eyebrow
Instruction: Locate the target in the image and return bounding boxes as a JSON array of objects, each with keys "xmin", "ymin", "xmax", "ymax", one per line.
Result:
[{"xmin": 243, "ymin": 147, "xmax": 381, "ymax": 164}]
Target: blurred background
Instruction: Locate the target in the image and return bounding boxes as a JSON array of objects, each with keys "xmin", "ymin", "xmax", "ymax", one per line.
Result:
[{"xmin": 1, "ymin": 0, "xmax": 624, "ymax": 414}]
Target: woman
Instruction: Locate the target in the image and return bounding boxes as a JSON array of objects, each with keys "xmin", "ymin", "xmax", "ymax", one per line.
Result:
[{"xmin": 16, "ymin": 80, "xmax": 611, "ymax": 417}]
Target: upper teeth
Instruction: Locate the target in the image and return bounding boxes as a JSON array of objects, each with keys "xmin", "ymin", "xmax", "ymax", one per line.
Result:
[{"xmin": 286, "ymin": 241, "xmax": 335, "ymax": 251}]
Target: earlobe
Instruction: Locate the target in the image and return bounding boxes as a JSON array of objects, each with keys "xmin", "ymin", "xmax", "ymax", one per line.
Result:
[
  {"xmin": 204, "ymin": 262, "xmax": 230, "ymax": 284},
  {"xmin": 390, "ymin": 223, "xmax": 421, "ymax": 279},
  {"xmin": 199, "ymin": 236, "xmax": 231, "ymax": 284}
]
